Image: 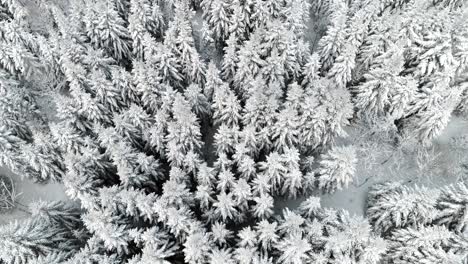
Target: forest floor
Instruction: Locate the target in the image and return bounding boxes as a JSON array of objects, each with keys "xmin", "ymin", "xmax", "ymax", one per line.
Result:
[{"xmin": 0, "ymin": 167, "xmax": 68, "ymax": 225}]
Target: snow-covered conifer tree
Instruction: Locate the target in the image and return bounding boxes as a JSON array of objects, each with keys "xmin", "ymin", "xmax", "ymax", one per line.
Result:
[
  {"xmin": 128, "ymin": 0, "xmax": 164, "ymax": 59},
  {"xmin": 19, "ymin": 136, "xmax": 65, "ymax": 182},
  {"xmin": 0, "ymin": 217, "xmax": 79, "ymax": 264},
  {"xmin": 271, "ymin": 107, "xmax": 300, "ymax": 152},
  {"xmin": 435, "ymin": 182, "xmax": 468, "ymax": 234},
  {"xmin": 385, "ymin": 225, "xmax": 468, "ymax": 263},
  {"xmin": 166, "ymin": 94, "xmax": 203, "ymax": 167},
  {"xmin": 83, "ymin": 0, "xmax": 131, "ymax": 61},
  {"xmin": 258, "ymin": 151, "xmax": 286, "ymax": 193},
  {"xmin": 367, "ymin": 185, "xmax": 439, "ymax": 234},
  {"xmin": 201, "ymin": 0, "xmax": 232, "ymax": 42},
  {"xmin": 316, "ymin": 145, "xmax": 357, "ymax": 193},
  {"xmin": 252, "ymin": 193, "xmax": 274, "ymax": 219},
  {"xmin": 213, "ymin": 124, "xmax": 239, "ymax": 155},
  {"xmin": 316, "ymin": 0, "xmax": 348, "ymax": 70},
  {"xmin": 184, "ymin": 83, "xmax": 211, "ymax": 116},
  {"xmin": 299, "ymin": 79, "xmax": 353, "ymax": 151},
  {"xmin": 213, "ymin": 191, "xmax": 241, "ymax": 222},
  {"xmin": 212, "ymin": 84, "xmax": 242, "ymax": 127},
  {"xmin": 29, "ymin": 200, "xmax": 83, "ymax": 232},
  {"xmin": 183, "ymin": 229, "xmax": 213, "ymax": 264},
  {"xmin": 221, "ymin": 35, "xmax": 239, "ymax": 81}
]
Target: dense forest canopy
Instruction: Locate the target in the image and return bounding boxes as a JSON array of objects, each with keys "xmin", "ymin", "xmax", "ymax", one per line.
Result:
[{"xmin": 0, "ymin": 0, "xmax": 467, "ymax": 263}]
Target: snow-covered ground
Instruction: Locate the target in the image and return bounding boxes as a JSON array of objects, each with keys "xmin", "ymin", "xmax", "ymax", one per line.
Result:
[{"xmin": 0, "ymin": 167, "xmax": 68, "ymax": 225}]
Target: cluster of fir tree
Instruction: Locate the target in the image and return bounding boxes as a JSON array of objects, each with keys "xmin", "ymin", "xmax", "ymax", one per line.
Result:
[
  {"xmin": 0, "ymin": 0, "xmax": 467, "ymax": 263},
  {"xmin": 367, "ymin": 181, "xmax": 468, "ymax": 263},
  {"xmin": 0, "ymin": 0, "xmax": 65, "ymax": 183},
  {"xmin": 214, "ymin": 0, "xmax": 468, "ymax": 151},
  {"xmin": 0, "ymin": 196, "xmax": 389, "ymax": 264},
  {"xmin": 0, "ymin": 0, "xmax": 466, "ymax": 185},
  {"xmin": 319, "ymin": 0, "xmax": 468, "ymax": 145}
]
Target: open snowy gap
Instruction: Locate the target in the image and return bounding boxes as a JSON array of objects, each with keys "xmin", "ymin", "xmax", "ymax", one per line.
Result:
[{"xmin": 0, "ymin": 166, "xmax": 68, "ymax": 225}]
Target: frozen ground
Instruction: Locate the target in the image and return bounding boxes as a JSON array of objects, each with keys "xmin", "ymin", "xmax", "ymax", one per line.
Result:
[{"xmin": 0, "ymin": 167, "xmax": 68, "ymax": 225}]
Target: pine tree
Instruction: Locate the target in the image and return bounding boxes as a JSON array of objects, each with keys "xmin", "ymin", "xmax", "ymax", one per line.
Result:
[
  {"xmin": 386, "ymin": 225, "xmax": 468, "ymax": 264},
  {"xmin": 33, "ymin": 251, "xmax": 72, "ymax": 264},
  {"xmin": 0, "ymin": 125, "xmax": 22, "ymax": 153},
  {"xmin": 211, "ymin": 221, "xmax": 232, "ymax": 246},
  {"xmin": 353, "ymin": 46, "xmax": 413, "ymax": 121},
  {"xmin": 20, "ymin": 141, "xmax": 65, "ymax": 182},
  {"xmin": 271, "ymin": 107, "xmax": 300, "ymax": 152},
  {"xmin": 367, "ymin": 185, "xmax": 439, "ymax": 234},
  {"xmin": 0, "ymin": 218, "xmax": 75, "ymax": 264},
  {"xmin": 221, "ymin": 35, "xmax": 239, "ymax": 81},
  {"xmin": 213, "ymin": 124, "xmax": 239, "ymax": 155},
  {"xmin": 143, "ymin": 34, "xmax": 184, "ymax": 86},
  {"xmin": 316, "ymin": 0, "xmax": 348, "ymax": 70},
  {"xmin": 184, "ymin": 83, "xmax": 211, "ymax": 116},
  {"xmin": 366, "ymin": 181, "xmax": 404, "ymax": 209},
  {"xmin": 83, "ymin": 0, "xmax": 131, "ymax": 61},
  {"xmin": 316, "ymin": 145, "xmax": 357, "ymax": 194},
  {"xmin": 63, "ymin": 235, "xmax": 122, "ymax": 264},
  {"xmin": 256, "ymin": 219, "xmax": 279, "ymax": 252},
  {"xmin": 275, "ymin": 233, "xmax": 311, "ymax": 264},
  {"xmin": 258, "ymin": 151, "xmax": 286, "ymax": 193},
  {"xmin": 0, "ymin": 71, "xmax": 34, "ymax": 141},
  {"xmin": 435, "ymin": 182, "xmax": 468, "ymax": 234},
  {"xmin": 233, "ymin": 41, "xmax": 265, "ymax": 93},
  {"xmin": 281, "ymin": 0, "xmax": 310, "ymax": 36},
  {"xmin": 128, "ymin": 0, "xmax": 164, "ymax": 59},
  {"xmin": 29, "ymin": 200, "xmax": 83, "ymax": 231},
  {"xmin": 209, "ymin": 247, "xmax": 236, "ymax": 264},
  {"xmin": 299, "ymin": 80, "xmax": 353, "ymax": 151},
  {"xmin": 228, "ymin": 0, "xmax": 254, "ymax": 40},
  {"xmin": 252, "ymin": 192, "xmax": 274, "ymax": 219},
  {"xmin": 62, "ymin": 146, "xmax": 114, "ymax": 207},
  {"xmin": 212, "ymin": 84, "xmax": 242, "ymax": 127},
  {"xmin": 242, "ymin": 81, "xmax": 279, "ymax": 133},
  {"xmin": 183, "ymin": 228, "xmax": 212, "ymax": 263},
  {"xmin": 166, "ymin": 94, "xmax": 203, "ymax": 167},
  {"xmin": 169, "ymin": 3, "xmax": 207, "ymax": 85},
  {"xmin": 201, "ymin": 0, "xmax": 232, "ymax": 42},
  {"xmin": 89, "ymin": 70, "xmax": 126, "ymax": 113},
  {"xmin": 232, "ymin": 178, "xmax": 252, "ymax": 211},
  {"xmin": 404, "ymin": 82, "xmax": 462, "ymax": 145},
  {"xmin": 213, "ymin": 191, "xmax": 241, "ymax": 222}
]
